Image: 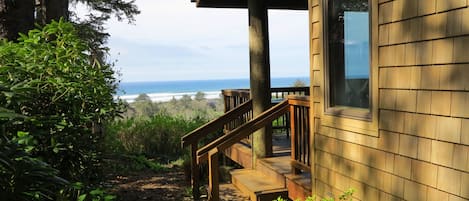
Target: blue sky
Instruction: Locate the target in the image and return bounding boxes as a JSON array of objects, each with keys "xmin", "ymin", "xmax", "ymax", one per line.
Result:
[{"xmin": 84, "ymin": 0, "xmax": 309, "ymax": 82}]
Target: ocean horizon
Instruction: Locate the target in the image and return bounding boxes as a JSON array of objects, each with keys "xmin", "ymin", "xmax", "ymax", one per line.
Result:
[{"xmin": 116, "ymin": 77, "xmax": 309, "ymax": 103}]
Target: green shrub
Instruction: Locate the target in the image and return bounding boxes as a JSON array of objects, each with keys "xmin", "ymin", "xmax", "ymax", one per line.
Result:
[
  {"xmin": 0, "ymin": 136, "xmax": 68, "ymax": 201},
  {"xmin": 124, "ymin": 92, "xmax": 224, "ymax": 121},
  {"xmin": 0, "ymin": 18, "xmax": 123, "ymax": 200},
  {"xmin": 105, "ymin": 114, "xmax": 204, "ymax": 160},
  {"xmin": 274, "ymin": 188, "xmax": 354, "ymax": 201}
]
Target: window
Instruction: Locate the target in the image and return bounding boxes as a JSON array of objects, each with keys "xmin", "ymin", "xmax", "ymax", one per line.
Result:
[{"xmin": 324, "ymin": 0, "xmax": 371, "ymax": 119}]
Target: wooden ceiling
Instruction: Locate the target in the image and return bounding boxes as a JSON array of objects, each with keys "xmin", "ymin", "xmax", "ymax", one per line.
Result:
[{"xmin": 191, "ymin": 0, "xmax": 308, "ymax": 10}]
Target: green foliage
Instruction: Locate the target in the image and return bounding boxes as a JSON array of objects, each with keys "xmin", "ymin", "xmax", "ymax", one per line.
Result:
[
  {"xmin": 274, "ymin": 188, "xmax": 354, "ymax": 201},
  {"xmin": 131, "ymin": 94, "xmax": 158, "ymax": 117},
  {"xmin": 0, "ymin": 18, "xmax": 123, "ymax": 186},
  {"xmin": 129, "ymin": 155, "xmax": 167, "ymax": 172},
  {"xmin": 105, "ymin": 114, "xmax": 204, "ymax": 159},
  {"xmin": 73, "ymin": 0, "xmax": 140, "ymax": 23},
  {"xmin": 195, "ymin": 91, "xmax": 206, "ymax": 101},
  {"xmin": 135, "ymin": 93, "xmax": 151, "ymax": 102},
  {"xmin": 0, "ymin": 136, "xmax": 68, "ymax": 201},
  {"xmin": 58, "ymin": 182, "xmax": 116, "ymax": 201},
  {"xmin": 76, "ymin": 188, "xmax": 116, "ymax": 201},
  {"xmin": 70, "ymin": 0, "xmax": 140, "ymax": 64},
  {"xmin": 125, "ymin": 92, "xmax": 224, "ymax": 121},
  {"xmin": 292, "ymin": 79, "xmax": 307, "ymax": 87}
]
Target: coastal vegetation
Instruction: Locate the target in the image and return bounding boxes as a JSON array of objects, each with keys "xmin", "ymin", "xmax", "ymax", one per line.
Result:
[
  {"xmin": 106, "ymin": 93, "xmax": 223, "ymax": 161},
  {"xmin": 125, "ymin": 92, "xmax": 224, "ymax": 121},
  {"xmin": 0, "ymin": 17, "xmax": 216, "ymax": 200},
  {"xmin": 0, "ymin": 3, "xmax": 310, "ymax": 199},
  {"xmin": 0, "ymin": 19, "xmax": 123, "ymax": 200}
]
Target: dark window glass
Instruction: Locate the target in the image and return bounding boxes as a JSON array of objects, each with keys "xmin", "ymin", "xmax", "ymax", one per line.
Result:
[{"xmin": 327, "ymin": 0, "xmax": 369, "ymax": 109}]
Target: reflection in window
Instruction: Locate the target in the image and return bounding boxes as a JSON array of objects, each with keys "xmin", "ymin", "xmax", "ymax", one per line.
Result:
[{"xmin": 327, "ymin": 0, "xmax": 369, "ymax": 109}]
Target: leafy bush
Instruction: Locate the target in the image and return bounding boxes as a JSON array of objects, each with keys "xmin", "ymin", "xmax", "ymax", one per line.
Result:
[
  {"xmin": 0, "ymin": 18, "xmax": 123, "ymax": 198},
  {"xmin": 0, "ymin": 136, "xmax": 68, "ymax": 201}
]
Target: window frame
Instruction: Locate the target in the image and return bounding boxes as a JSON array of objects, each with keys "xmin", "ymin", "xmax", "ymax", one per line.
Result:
[{"xmin": 319, "ymin": 0, "xmax": 378, "ymax": 136}]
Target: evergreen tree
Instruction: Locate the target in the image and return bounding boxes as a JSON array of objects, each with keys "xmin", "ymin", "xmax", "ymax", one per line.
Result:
[
  {"xmin": 0, "ymin": 0, "xmax": 35, "ymax": 41},
  {"xmin": 1, "ymin": 0, "xmax": 140, "ymax": 62}
]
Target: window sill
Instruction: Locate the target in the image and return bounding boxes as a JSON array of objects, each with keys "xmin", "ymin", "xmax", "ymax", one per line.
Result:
[
  {"xmin": 321, "ymin": 106, "xmax": 378, "ymax": 137},
  {"xmin": 325, "ymin": 106, "xmax": 371, "ymax": 121}
]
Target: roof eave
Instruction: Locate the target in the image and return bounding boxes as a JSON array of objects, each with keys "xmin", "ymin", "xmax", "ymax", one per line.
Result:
[{"xmin": 193, "ymin": 0, "xmax": 308, "ymax": 10}]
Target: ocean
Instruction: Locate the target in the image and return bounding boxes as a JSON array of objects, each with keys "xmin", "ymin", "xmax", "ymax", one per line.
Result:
[{"xmin": 117, "ymin": 77, "xmax": 309, "ymax": 102}]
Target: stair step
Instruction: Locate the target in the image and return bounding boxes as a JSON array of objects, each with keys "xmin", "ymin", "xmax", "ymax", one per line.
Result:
[
  {"xmin": 224, "ymin": 142, "xmax": 253, "ymax": 168},
  {"xmin": 219, "ymin": 183, "xmax": 250, "ymax": 201},
  {"xmin": 256, "ymin": 156, "xmax": 291, "ymax": 186},
  {"xmin": 285, "ymin": 173, "xmax": 312, "ymax": 201},
  {"xmin": 231, "ymin": 169, "xmax": 288, "ymax": 201}
]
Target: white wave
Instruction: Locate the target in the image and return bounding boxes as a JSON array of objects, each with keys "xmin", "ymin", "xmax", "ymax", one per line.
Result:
[{"xmin": 115, "ymin": 91, "xmax": 222, "ymax": 103}]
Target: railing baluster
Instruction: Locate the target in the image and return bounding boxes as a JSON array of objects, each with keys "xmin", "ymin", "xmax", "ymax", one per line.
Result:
[
  {"xmin": 191, "ymin": 142, "xmax": 200, "ymax": 199},
  {"xmin": 300, "ymin": 106, "xmax": 305, "ymax": 164},
  {"xmin": 208, "ymin": 149, "xmax": 219, "ymax": 201},
  {"xmin": 305, "ymin": 108, "xmax": 311, "ymax": 166},
  {"xmin": 287, "ymin": 95, "xmax": 311, "ymax": 174},
  {"xmin": 289, "ymin": 103, "xmax": 298, "ymax": 174},
  {"xmin": 296, "ymin": 106, "xmax": 301, "ymax": 163},
  {"xmin": 304, "ymin": 107, "xmax": 308, "ymax": 164}
]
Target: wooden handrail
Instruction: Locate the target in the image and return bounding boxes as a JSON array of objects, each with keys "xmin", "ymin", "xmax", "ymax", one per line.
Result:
[
  {"xmin": 181, "ymin": 99, "xmax": 253, "ymax": 147},
  {"xmin": 287, "ymin": 95, "xmax": 309, "ymax": 106},
  {"xmin": 183, "ymin": 93, "xmax": 310, "ymax": 200},
  {"xmin": 221, "ymin": 89, "xmax": 250, "ymax": 98},
  {"xmin": 180, "ymin": 99, "xmax": 252, "ymax": 199},
  {"xmin": 197, "ymin": 99, "xmax": 290, "ymax": 163},
  {"xmin": 200, "ymin": 96, "xmax": 310, "ymax": 200},
  {"xmin": 271, "ymin": 87, "xmax": 309, "ymax": 93}
]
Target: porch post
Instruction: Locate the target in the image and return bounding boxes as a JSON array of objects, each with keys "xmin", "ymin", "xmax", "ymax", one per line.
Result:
[{"xmin": 248, "ymin": 0, "xmax": 272, "ymax": 164}]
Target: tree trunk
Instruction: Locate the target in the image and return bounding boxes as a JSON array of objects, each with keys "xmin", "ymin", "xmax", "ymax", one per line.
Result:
[
  {"xmin": 0, "ymin": 0, "xmax": 35, "ymax": 41},
  {"xmin": 45, "ymin": 0, "xmax": 69, "ymax": 23},
  {"xmin": 36, "ymin": 0, "xmax": 69, "ymax": 25}
]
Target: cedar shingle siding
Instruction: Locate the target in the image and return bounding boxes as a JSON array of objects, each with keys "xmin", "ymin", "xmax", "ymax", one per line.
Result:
[{"xmin": 309, "ymin": 0, "xmax": 469, "ymax": 200}]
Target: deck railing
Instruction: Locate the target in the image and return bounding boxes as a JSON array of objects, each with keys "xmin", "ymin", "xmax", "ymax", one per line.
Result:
[
  {"xmin": 181, "ymin": 100, "xmax": 253, "ymax": 199},
  {"xmin": 197, "ymin": 99, "xmax": 291, "ymax": 200},
  {"xmin": 221, "ymin": 89, "xmax": 252, "ymax": 133},
  {"xmin": 191, "ymin": 95, "xmax": 311, "ymax": 200},
  {"xmin": 182, "ymin": 88, "xmax": 311, "ymax": 201},
  {"xmin": 222, "ymin": 87, "xmax": 310, "ymax": 137},
  {"xmin": 222, "ymin": 87, "xmax": 310, "ymax": 111},
  {"xmin": 289, "ymin": 96, "xmax": 311, "ymax": 173}
]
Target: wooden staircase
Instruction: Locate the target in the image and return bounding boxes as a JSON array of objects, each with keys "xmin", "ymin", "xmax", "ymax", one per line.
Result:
[
  {"xmin": 226, "ymin": 142, "xmax": 311, "ymax": 201},
  {"xmin": 181, "ymin": 94, "xmax": 312, "ymax": 201}
]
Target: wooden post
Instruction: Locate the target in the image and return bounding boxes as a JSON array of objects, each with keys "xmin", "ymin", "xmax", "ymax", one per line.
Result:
[
  {"xmin": 208, "ymin": 149, "xmax": 219, "ymax": 201},
  {"xmin": 249, "ymin": 0, "xmax": 272, "ymax": 165},
  {"xmin": 289, "ymin": 104, "xmax": 301, "ymax": 174},
  {"xmin": 191, "ymin": 143, "xmax": 200, "ymax": 199}
]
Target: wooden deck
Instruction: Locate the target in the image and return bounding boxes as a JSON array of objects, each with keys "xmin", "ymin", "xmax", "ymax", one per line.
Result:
[{"xmin": 224, "ymin": 135, "xmax": 311, "ymax": 201}]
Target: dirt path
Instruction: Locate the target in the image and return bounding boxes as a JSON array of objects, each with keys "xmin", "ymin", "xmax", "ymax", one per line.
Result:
[
  {"xmin": 107, "ymin": 168, "xmax": 193, "ymax": 201},
  {"xmin": 107, "ymin": 167, "xmax": 250, "ymax": 201}
]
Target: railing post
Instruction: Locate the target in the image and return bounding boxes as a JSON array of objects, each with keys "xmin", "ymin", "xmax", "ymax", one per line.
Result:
[
  {"xmin": 191, "ymin": 143, "xmax": 200, "ymax": 199},
  {"xmin": 289, "ymin": 103, "xmax": 300, "ymax": 174},
  {"xmin": 208, "ymin": 149, "xmax": 219, "ymax": 201}
]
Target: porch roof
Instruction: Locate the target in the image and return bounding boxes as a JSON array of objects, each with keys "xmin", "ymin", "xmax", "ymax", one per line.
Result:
[{"xmin": 191, "ymin": 0, "xmax": 308, "ymax": 10}]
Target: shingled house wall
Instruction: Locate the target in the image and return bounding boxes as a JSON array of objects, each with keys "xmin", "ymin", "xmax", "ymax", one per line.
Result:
[{"xmin": 309, "ymin": 0, "xmax": 469, "ymax": 200}]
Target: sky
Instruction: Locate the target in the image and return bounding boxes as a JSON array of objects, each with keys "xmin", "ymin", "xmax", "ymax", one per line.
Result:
[{"xmin": 78, "ymin": 0, "xmax": 309, "ymax": 82}]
